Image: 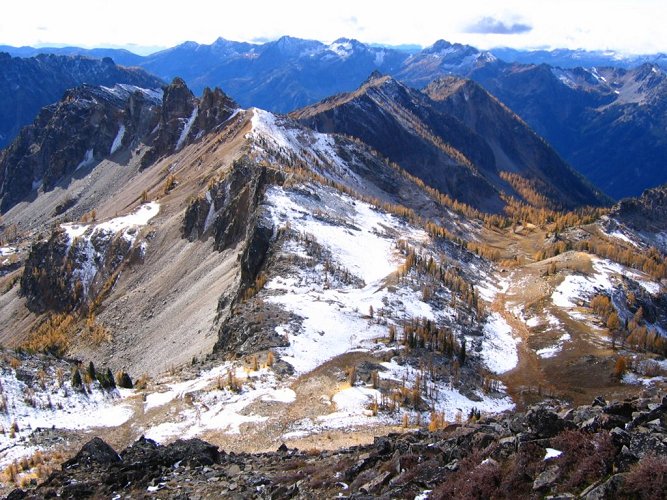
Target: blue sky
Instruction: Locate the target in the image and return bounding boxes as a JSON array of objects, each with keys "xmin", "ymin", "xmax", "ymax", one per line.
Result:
[{"xmin": 2, "ymin": 0, "xmax": 666, "ymax": 55}]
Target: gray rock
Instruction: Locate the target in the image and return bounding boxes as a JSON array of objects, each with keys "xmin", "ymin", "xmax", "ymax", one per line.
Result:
[
  {"xmin": 581, "ymin": 473, "xmax": 627, "ymax": 500},
  {"xmin": 533, "ymin": 465, "xmax": 560, "ymax": 491}
]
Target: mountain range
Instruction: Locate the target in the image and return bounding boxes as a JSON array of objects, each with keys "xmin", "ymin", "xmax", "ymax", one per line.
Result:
[{"xmin": 2, "ymin": 37, "xmax": 667, "ymax": 199}]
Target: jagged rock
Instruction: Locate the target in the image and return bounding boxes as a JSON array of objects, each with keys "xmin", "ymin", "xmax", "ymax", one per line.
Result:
[
  {"xmin": 592, "ymin": 396, "xmax": 607, "ymax": 407},
  {"xmin": 626, "ymin": 398, "xmax": 667, "ymax": 430},
  {"xmin": 141, "ymin": 78, "xmax": 237, "ymax": 168},
  {"xmin": 604, "ymin": 400, "xmax": 636, "ymax": 419},
  {"xmin": 609, "ymin": 427, "xmax": 631, "ymax": 448},
  {"xmin": 5, "ymin": 489, "xmax": 28, "ymax": 500},
  {"xmin": 62, "ymin": 437, "xmax": 121, "ymax": 468},
  {"xmin": 628, "ymin": 432, "xmax": 667, "ymax": 459},
  {"xmin": 596, "ymin": 413, "xmax": 631, "ymax": 430},
  {"xmin": 525, "ymin": 407, "xmax": 573, "ymax": 438},
  {"xmin": 359, "ymin": 470, "xmax": 391, "ymax": 494}
]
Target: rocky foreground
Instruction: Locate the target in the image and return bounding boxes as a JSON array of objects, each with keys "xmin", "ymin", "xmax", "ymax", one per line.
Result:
[{"xmin": 6, "ymin": 395, "xmax": 667, "ymax": 499}]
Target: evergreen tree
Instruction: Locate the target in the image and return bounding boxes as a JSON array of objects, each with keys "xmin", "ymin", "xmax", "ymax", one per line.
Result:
[
  {"xmin": 458, "ymin": 339, "xmax": 467, "ymax": 366},
  {"xmin": 71, "ymin": 369, "xmax": 83, "ymax": 388}
]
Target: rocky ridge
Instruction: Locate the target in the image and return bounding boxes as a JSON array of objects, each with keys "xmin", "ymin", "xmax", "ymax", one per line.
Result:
[
  {"xmin": 0, "ymin": 52, "xmax": 163, "ymax": 149},
  {"xmin": 0, "ymin": 77, "xmax": 237, "ymax": 212},
  {"xmin": 293, "ymin": 73, "xmax": 608, "ymax": 213}
]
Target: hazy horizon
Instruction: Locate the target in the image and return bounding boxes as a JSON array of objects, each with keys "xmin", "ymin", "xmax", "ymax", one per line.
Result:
[{"xmin": 2, "ymin": 0, "xmax": 666, "ymax": 57}]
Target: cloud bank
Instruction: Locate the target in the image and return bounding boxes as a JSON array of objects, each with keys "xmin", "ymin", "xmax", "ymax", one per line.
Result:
[{"xmin": 465, "ymin": 17, "xmax": 532, "ymax": 35}]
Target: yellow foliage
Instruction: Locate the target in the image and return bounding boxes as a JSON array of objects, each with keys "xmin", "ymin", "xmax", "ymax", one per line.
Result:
[{"xmin": 22, "ymin": 314, "xmax": 76, "ymax": 356}]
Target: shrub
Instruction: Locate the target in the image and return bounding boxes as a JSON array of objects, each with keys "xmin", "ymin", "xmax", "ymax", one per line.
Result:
[
  {"xmin": 613, "ymin": 356, "xmax": 628, "ymax": 380},
  {"xmin": 162, "ymin": 174, "xmax": 176, "ymax": 195},
  {"xmin": 134, "ymin": 373, "xmax": 150, "ymax": 390},
  {"xmin": 622, "ymin": 454, "xmax": 667, "ymax": 499},
  {"xmin": 97, "ymin": 368, "xmax": 116, "ymax": 389},
  {"xmin": 432, "ymin": 450, "xmax": 502, "ymax": 500},
  {"xmin": 551, "ymin": 429, "xmax": 616, "ymax": 492},
  {"xmin": 22, "ymin": 313, "xmax": 76, "ymax": 357},
  {"xmin": 348, "ymin": 366, "xmax": 357, "ymax": 386}
]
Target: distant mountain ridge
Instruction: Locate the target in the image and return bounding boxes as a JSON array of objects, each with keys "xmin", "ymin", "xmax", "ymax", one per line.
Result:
[
  {"xmin": 292, "ymin": 73, "xmax": 608, "ymax": 212},
  {"xmin": 490, "ymin": 46, "xmax": 667, "ymax": 70},
  {"xmin": 468, "ymin": 61, "xmax": 667, "ymax": 199}
]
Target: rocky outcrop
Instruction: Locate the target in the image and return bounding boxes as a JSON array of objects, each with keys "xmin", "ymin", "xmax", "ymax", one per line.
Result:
[
  {"xmin": 140, "ymin": 78, "xmax": 237, "ymax": 168},
  {"xmin": 21, "ymin": 218, "xmax": 145, "ymax": 314},
  {"xmin": 180, "ymin": 157, "xmax": 290, "ymax": 356},
  {"xmin": 9, "ymin": 395, "xmax": 666, "ymax": 499},
  {"xmin": 181, "ymin": 157, "xmax": 281, "ymax": 253},
  {"xmin": 611, "ymin": 184, "xmax": 667, "ymax": 233}
]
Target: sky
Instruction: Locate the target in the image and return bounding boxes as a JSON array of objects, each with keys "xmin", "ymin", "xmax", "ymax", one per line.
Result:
[{"xmin": 2, "ymin": 0, "xmax": 666, "ymax": 55}]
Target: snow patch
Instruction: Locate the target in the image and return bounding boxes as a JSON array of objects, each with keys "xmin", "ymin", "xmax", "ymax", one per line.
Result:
[
  {"xmin": 110, "ymin": 124, "xmax": 125, "ymax": 155},
  {"xmin": 536, "ymin": 333, "xmax": 571, "ymax": 359},
  {"xmin": 176, "ymin": 106, "xmax": 198, "ymax": 150},
  {"xmin": 75, "ymin": 148, "xmax": 94, "ymax": 171},
  {"xmin": 604, "ymin": 229, "xmax": 638, "ymax": 247},
  {"xmin": 328, "ymin": 41, "xmax": 353, "ymax": 59},
  {"xmin": 380, "ymin": 359, "xmax": 515, "ymax": 421},
  {"xmin": 477, "ymin": 276, "xmax": 509, "ymax": 302},
  {"xmin": 552, "ymin": 258, "xmax": 660, "ymax": 308},
  {"xmin": 0, "ymin": 246, "xmax": 17, "ymax": 257},
  {"xmin": 480, "ymin": 313, "xmax": 520, "ymax": 374},
  {"xmin": 544, "ymin": 448, "xmax": 563, "ymax": 460},
  {"xmin": 622, "ymin": 372, "xmax": 665, "ymax": 387}
]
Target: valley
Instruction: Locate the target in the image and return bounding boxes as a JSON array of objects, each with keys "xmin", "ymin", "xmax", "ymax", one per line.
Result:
[{"xmin": 0, "ymin": 69, "xmax": 664, "ymax": 497}]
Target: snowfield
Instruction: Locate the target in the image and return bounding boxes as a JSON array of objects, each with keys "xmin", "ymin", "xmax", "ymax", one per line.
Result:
[
  {"xmin": 264, "ymin": 185, "xmax": 431, "ymax": 374},
  {"xmin": 143, "ymin": 366, "xmax": 296, "ymax": 443}
]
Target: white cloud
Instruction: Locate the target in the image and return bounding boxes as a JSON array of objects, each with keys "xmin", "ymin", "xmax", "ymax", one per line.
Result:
[{"xmin": 2, "ymin": 0, "xmax": 666, "ymax": 54}]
